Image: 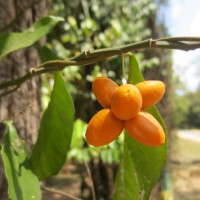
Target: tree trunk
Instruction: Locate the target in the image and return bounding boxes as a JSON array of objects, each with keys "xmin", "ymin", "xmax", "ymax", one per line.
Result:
[{"xmin": 0, "ymin": 0, "xmax": 48, "ymax": 198}]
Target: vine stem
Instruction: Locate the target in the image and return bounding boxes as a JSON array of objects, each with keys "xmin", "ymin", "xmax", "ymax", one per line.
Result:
[{"xmin": 1, "ymin": 36, "xmax": 200, "ymax": 93}]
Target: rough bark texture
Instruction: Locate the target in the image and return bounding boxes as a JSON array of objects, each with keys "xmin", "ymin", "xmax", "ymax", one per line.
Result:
[{"xmin": 0, "ymin": 0, "xmax": 48, "ymax": 198}]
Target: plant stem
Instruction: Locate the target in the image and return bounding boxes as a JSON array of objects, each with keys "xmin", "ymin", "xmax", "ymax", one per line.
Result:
[
  {"xmin": 1, "ymin": 36, "xmax": 200, "ymax": 93},
  {"xmin": 41, "ymin": 185, "xmax": 83, "ymax": 200},
  {"xmin": 82, "ymin": 156, "xmax": 96, "ymax": 200},
  {"xmin": 121, "ymin": 53, "xmax": 125, "ymax": 80}
]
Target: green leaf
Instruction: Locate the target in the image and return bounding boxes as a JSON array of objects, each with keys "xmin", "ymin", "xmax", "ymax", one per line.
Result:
[
  {"xmin": 1, "ymin": 121, "xmax": 41, "ymax": 200},
  {"xmin": 30, "ymin": 72, "xmax": 74, "ymax": 180},
  {"xmin": 127, "ymin": 54, "xmax": 144, "ymax": 84},
  {"xmin": 0, "ymin": 16, "xmax": 64, "ymax": 59},
  {"xmin": 114, "ymin": 54, "xmax": 167, "ymax": 200},
  {"xmin": 37, "ymin": 46, "xmax": 62, "ymax": 62}
]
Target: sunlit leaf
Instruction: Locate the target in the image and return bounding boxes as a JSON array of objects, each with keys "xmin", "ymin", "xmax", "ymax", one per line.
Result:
[
  {"xmin": 0, "ymin": 16, "xmax": 64, "ymax": 59},
  {"xmin": 114, "ymin": 54, "xmax": 167, "ymax": 200},
  {"xmin": 30, "ymin": 72, "xmax": 75, "ymax": 180},
  {"xmin": 1, "ymin": 121, "xmax": 41, "ymax": 200},
  {"xmin": 70, "ymin": 119, "xmax": 86, "ymax": 148}
]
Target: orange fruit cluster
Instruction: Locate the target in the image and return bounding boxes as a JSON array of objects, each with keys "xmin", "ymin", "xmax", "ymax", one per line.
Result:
[{"xmin": 86, "ymin": 77, "xmax": 166, "ymax": 147}]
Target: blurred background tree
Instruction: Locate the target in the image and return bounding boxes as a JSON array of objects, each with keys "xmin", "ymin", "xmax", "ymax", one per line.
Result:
[
  {"xmin": 1, "ymin": 0, "xmax": 188, "ymax": 199},
  {"xmin": 172, "ymin": 86, "xmax": 200, "ymax": 129}
]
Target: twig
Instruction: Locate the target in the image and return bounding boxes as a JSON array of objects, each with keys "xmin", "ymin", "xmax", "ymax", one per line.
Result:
[
  {"xmin": 0, "ymin": 85, "xmax": 20, "ymax": 97},
  {"xmin": 82, "ymin": 156, "xmax": 96, "ymax": 200},
  {"xmin": 41, "ymin": 185, "xmax": 83, "ymax": 200},
  {"xmin": 1, "ymin": 36, "xmax": 200, "ymax": 93}
]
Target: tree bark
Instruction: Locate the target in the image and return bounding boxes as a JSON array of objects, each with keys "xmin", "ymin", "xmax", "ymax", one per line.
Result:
[{"xmin": 0, "ymin": 0, "xmax": 48, "ymax": 198}]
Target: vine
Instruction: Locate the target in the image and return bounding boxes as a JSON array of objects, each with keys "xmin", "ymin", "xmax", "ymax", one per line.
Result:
[{"xmin": 1, "ymin": 36, "xmax": 200, "ymax": 96}]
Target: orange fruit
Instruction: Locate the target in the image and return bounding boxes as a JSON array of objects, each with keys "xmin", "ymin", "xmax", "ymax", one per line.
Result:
[
  {"xmin": 124, "ymin": 112, "xmax": 165, "ymax": 146},
  {"xmin": 111, "ymin": 84, "xmax": 142, "ymax": 120},
  {"xmin": 92, "ymin": 77, "xmax": 119, "ymax": 108},
  {"xmin": 136, "ymin": 80, "xmax": 165, "ymax": 110},
  {"xmin": 86, "ymin": 109, "xmax": 124, "ymax": 146}
]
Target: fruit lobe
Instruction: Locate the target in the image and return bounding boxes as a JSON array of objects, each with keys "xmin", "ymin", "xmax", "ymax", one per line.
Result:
[
  {"xmin": 124, "ymin": 111, "xmax": 165, "ymax": 146},
  {"xmin": 111, "ymin": 84, "xmax": 142, "ymax": 120},
  {"xmin": 86, "ymin": 109, "xmax": 124, "ymax": 146},
  {"xmin": 92, "ymin": 77, "xmax": 119, "ymax": 108},
  {"xmin": 135, "ymin": 80, "xmax": 165, "ymax": 110}
]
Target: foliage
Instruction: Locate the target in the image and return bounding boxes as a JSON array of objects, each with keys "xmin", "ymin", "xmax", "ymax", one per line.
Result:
[
  {"xmin": 1, "ymin": 71, "xmax": 75, "ymax": 198},
  {"xmin": 186, "ymin": 88, "xmax": 200, "ymax": 128},
  {"xmin": 172, "ymin": 86, "xmax": 200, "ymax": 129},
  {"xmin": 0, "ymin": 17, "xmax": 74, "ymax": 198},
  {"xmin": 0, "ymin": 0, "xmax": 172, "ymax": 199},
  {"xmin": 50, "ymin": 0, "xmax": 156, "ymax": 53},
  {"xmin": 1, "ymin": 37, "xmax": 167, "ymax": 200},
  {"xmin": 171, "ymin": 93, "xmax": 190, "ymax": 129},
  {"xmin": 1, "ymin": 121, "xmax": 41, "ymax": 200},
  {"xmin": 0, "ymin": 16, "xmax": 63, "ymax": 59},
  {"xmin": 30, "ymin": 72, "xmax": 74, "ymax": 180}
]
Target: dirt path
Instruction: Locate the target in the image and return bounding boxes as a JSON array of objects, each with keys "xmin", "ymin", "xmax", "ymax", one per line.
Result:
[
  {"xmin": 170, "ymin": 130, "xmax": 200, "ymax": 200},
  {"xmin": 42, "ymin": 164, "xmax": 84, "ymax": 200}
]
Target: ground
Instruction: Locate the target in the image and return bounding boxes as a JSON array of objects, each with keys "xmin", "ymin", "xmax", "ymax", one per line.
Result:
[
  {"xmin": 170, "ymin": 130, "xmax": 200, "ymax": 200},
  {"xmin": 42, "ymin": 164, "xmax": 84, "ymax": 199}
]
